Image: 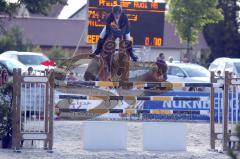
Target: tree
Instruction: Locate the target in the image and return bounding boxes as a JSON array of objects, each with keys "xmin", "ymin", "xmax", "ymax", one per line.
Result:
[
  {"xmin": 0, "ymin": 0, "xmax": 67, "ymax": 16},
  {"xmin": 48, "ymin": 46, "xmax": 66, "ymax": 66},
  {"xmin": 0, "ymin": 0, "xmax": 67, "ymax": 33},
  {"xmin": 167, "ymin": 0, "xmax": 223, "ymax": 60},
  {"xmin": 0, "ymin": 27, "xmax": 33, "ymax": 53},
  {"xmin": 0, "ymin": 0, "xmax": 67, "ymax": 51},
  {"xmin": 204, "ymin": 0, "xmax": 240, "ymax": 60}
]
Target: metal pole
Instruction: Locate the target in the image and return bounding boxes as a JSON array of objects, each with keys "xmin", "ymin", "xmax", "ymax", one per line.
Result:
[
  {"xmin": 210, "ymin": 71, "xmax": 216, "ymax": 150},
  {"xmin": 44, "ymin": 81, "xmax": 49, "ymax": 149},
  {"xmin": 12, "ymin": 69, "xmax": 17, "ymax": 151},
  {"xmin": 48, "ymin": 71, "xmax": 55, "ymax": 152},
  {"xmin": 16, "ymin": 69, "xmax": 22, "ymax": 151},
  {"xmin": 223, "ymin": 71, "xmax": 229, "ymax": 151}
]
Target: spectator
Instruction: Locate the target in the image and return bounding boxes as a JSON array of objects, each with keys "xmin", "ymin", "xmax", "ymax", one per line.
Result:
[
  {"xmin": 183, "ymin": 57, "xmax": 189, "ymax": 63},
  {"xmin": 67, "ymin": 72, "xmax": 77, "ymax": 81},
  {"xmin": 217, "ymin": 70, "xmax": 221, "ymax": 78},
  {"xmin": 168, "ymin": 56, "xmax": 174, "ymax": 63},
  {"xmin": 27, "ymin": 67, "xmax": 34, "ymax": 75}
]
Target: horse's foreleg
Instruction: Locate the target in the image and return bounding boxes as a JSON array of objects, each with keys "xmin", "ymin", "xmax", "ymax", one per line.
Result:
[{"xmin": 98, "ymin": 57, "xmax": 106, "ymax": 81}]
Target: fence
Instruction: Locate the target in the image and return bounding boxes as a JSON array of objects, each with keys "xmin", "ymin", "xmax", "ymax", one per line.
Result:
[
  {"xmin": 210, "ymin": 71, "xmax": 240, "ymax": 151},
  {"xmin": 11, "ymin": 69, "xmax": 54, "ymax": 152}
]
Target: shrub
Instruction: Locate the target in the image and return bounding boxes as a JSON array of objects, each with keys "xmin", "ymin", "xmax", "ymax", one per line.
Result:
[
  {"xmin": 0, "ymin": 27, "xmax": 33, "ymax": 53},
  {"xmin": 0, "ymin": 82, "xmax": 12, "ymax": 148},
  {"xmin": 48, "ymin": 46, "xmax": 66, "ymax": 66}
]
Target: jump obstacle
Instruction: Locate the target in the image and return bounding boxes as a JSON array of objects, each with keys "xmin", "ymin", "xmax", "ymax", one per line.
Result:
[{"xmin": 11, "ymin": 69, "xmax": 240, "ymax": 151}]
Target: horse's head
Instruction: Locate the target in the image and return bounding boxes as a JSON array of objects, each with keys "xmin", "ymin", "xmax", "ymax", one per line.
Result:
[
  {"xmin": 148, "ymin": 66, "xmax": 165, "ymax": 82},
  {"xmin": 156, "ymin": 62, "xmax": 167, "ymax": 75}
]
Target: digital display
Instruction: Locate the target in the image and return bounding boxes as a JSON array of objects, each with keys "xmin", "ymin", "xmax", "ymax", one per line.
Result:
[{"xmin": 87, "ymin": 0, "xmax": 166, "ymax": 46}]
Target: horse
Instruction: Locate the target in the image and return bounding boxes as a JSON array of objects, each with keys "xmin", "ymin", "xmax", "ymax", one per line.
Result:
[
  {"xmin": 101, "ymin": 39, "xmax": 131, "ymax": 82},
  {"xmin": 87, "ymin": 25, "xmax": 131, "ymax": 82}
]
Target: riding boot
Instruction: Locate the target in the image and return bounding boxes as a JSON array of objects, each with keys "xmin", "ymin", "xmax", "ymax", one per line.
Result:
[
  {"xmin": 128, "ymin": 47, "xmax": 138, "ymax": 62},
  {"xmin": 89, "ymin": 38, "xmax": 105, "ymax": 58}
]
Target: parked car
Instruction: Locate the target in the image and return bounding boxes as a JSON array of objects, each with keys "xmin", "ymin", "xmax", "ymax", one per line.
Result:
[
  {"xmin": 0, "ymin": 57, "xmax": 28, "ymax": 76},
  {"xmin": 167, "ymin": 62, "xmax": 210, "ymax": 83},
  {"xmin": 129, "ymin": 62, "xmax": 210, "ymax": 91},
  {"xmin": 0, "ymin": 51, "xmax": 55, "ymax": 72},
  {"xmin": 208, "ymin": 57, "xmax": 240, "ymax": 77},
  {"xmin": 130, "ymin": 62, "xmax": 210, "ymax": 82}
]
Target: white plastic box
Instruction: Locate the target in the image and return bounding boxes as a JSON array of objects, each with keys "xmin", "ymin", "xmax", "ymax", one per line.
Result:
[
  {"xmin": 143, "ymin": 122, "xmax": 187, "ymax": 151},
  {"xmin": 83, "ymin": 121, "xmax": 127, "ymax": 150}
]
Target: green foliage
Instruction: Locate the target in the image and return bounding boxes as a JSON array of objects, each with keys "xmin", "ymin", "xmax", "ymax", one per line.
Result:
[
  {"xmin": 29, "ymin": 45, "xmax": 42, "ymax": 53},
  {"xmin": 54, "ymin": 68, "xmax": 67, "ymax": 80},
  {"xmin": 0, "ymin": 0, "xmax": 67, "ymax": 38},
  {"xmin": 48, "ymin": 46, "xmax": 66, "ymax": 66},
  {"xmin": 0, "ymin": 27, "xmax": 33, "ymax": 53},
  {"xmin": 203, "ymin": 0, "xmax": 240, "ymax": 59},
  {"xmin": 228, "ymin": 124, "xmax": 240, "ymax": 159},
  {"xmin": 199, "ymin": 49, "xmax": 211, "ymax": 67},
  {"xmin": 0, "ymin": 0, "xmax": 67, "ymax": 16},
  {"xmin": 23, "ymin": 0, "xmax": 67, "ymax": 15},
  {"xmin": 167, "ymin": 0, "xmax": 223, "ymax": 44},
  {"xmin": 0, "ymin": 0, "xmax": 19, "ymax": 16},
  {"xmin": 0, "ymin": 82, "xmax": 12, "ymax": 139}
]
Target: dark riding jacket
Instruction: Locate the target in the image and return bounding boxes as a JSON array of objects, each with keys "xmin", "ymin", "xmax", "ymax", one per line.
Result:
[{"xmin": 106, "ymin": 12, "xmax": 130, "ymax": 36}]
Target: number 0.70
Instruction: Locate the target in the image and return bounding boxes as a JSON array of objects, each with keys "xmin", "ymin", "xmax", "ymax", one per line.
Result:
[{"xmin": 144, "ymin": 37, "xmax": 162, "ymax": 46}]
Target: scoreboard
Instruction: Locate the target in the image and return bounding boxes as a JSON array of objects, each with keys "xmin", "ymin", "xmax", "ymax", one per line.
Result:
[{"xmin": 87, "ymin": 0, "xmax": 166, "ymax": 46}]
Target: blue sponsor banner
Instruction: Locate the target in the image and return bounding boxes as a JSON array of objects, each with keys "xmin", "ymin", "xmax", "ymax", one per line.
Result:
[
  {"xmin": 144, "ymin": 91, "xmax": 211, "ymax": 111},
  {"xmin": 142, "ymin": 114, "xmax": 210, "ymax": 121},
  {"xmin": 143, "ymin": 91, "xmax": 240, "ymax": 121}
]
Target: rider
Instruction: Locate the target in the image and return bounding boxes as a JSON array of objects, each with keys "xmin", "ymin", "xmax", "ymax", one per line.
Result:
[{"xmin": 89, "ymin": 5, "xmax": 138, "ymax": 62}]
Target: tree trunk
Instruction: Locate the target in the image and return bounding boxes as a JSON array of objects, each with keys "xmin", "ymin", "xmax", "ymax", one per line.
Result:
[{"xmin": 186, "ymin": 35, "xmax": 194, "ymax": 62}]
